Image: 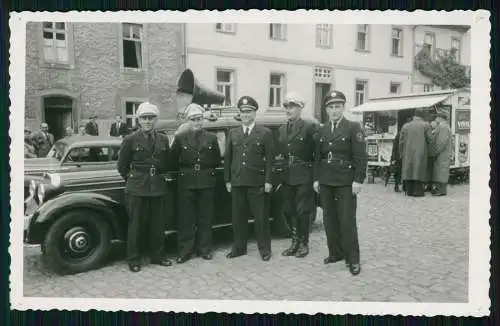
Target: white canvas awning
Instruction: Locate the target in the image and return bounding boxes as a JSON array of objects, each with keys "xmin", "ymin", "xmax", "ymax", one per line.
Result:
[{"xmin": 350, "ymin": 93, "xmax": 452, "ymax": 113}]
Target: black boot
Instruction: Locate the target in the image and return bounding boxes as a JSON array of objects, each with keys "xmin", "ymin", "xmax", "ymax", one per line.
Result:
[
  {"xmin": 295, "ymin": 239, "xmax": 309, "ymax": 258},
  {"xmin": 282, "ymin": 238, "xmax": 299, "ymax": 256},
  {"xmin": 394, "ymin": 184, "xmax": 400, "ymax": 192}
]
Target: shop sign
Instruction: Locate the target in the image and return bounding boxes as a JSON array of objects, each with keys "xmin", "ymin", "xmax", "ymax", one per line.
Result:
[{"xmin": 455, "ymin": 109, "xmax": 471, "ymax": 132}]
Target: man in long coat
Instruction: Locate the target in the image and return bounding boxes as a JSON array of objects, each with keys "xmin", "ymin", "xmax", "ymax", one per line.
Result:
[
  {"xmin": 429, "ymin": 112, "xmax": 452, "ymax": 196},
  {"xmin": 85, "ymin": 115, "xmax": 99, "ymax": 136},
  {"xmin": 31, "ymin": 122, "xmax": 54, "ymax": 157},
  {"xmin": 399, "ymin": 109, "xmax": 432, "ymax": 197}
]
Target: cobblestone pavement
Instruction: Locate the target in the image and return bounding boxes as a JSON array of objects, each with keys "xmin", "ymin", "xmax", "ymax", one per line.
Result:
[{"xmin": 23, "ymin": 183, "xmax": 469, "ymax": 302}]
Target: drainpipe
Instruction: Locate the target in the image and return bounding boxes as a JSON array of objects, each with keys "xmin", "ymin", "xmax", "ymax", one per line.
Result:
[{"xmin": 410, "ymin": 25, "xmax": 418, "ymax": 93}]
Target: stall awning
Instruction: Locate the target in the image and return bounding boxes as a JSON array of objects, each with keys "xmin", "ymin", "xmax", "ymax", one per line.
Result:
[{"xmin": 350, "ymin": 93, "xmax": 452, "ymax": 113}]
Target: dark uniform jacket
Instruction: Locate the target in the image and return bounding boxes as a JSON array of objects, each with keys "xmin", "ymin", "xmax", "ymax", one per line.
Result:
[
  {"xmin": 170, "ymin": 129, "xmax": 222, "ymax": 189},
  {"xmin": 117, "ymin": 130, "xmax": 170, "ymax": 197},
  {"xmin": 85, "ymin": 122, "xmax": 99, "ymax": 136},
  {"xmin": 314, "ymin": 118, "xmax": 367, "ymax": 187},
  {"xmin": 224, "ymin": 124, "xmax": 274, "ymax": 187},
  {"xmin": 110, "ymin": 122, "xmax": 129, "ymax": 137},
  {"xmin": 276, "ymin": 118, "xmax": 319, "ymax": 186}
]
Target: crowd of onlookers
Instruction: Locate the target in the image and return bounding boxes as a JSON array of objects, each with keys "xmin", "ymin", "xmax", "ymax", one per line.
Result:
[
  {"xmin": 24, "ymin": 114, "xmax": 131, "ymax": 158},
  {"xmin": 390, "ymin": 108, "xmax": 453, "ymax": 197}
]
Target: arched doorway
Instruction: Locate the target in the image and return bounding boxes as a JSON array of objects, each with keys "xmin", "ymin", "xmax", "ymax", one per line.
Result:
[{"xmin": 43, "ymin": 96, "xmax": 74, "ymax": 141}]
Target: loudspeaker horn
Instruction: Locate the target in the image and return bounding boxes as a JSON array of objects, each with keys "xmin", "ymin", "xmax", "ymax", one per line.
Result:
[{"xmin": 177, "ymin": 69, "xmax": 225, "ymax": 107}]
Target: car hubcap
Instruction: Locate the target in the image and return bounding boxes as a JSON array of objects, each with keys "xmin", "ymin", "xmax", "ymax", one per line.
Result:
[{"xmin": 64, "ymin": 227, "xmax": 92, "ymax": 257}]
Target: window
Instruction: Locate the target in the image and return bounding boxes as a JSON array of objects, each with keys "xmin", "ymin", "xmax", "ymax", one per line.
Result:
[
  {"xmin": 451, "ymin": 37, "xmax": 461, "ymax": 62},
  {"xmin": 64, "ymin": 146, "xmax": 115, "ymax": 163},
  {"xmin": 125, "ymin": 101, "xmax": 142, "ymax": 128},
  {"xmin": 423, "ymin": 32, "xmax": 435, "ymax": 54},
  {"xmin": 215, "ymin": 23, "xmax": 235, "ymax": 34},
  {"xmin": 356, "ymin": 25, "xmax": 369, "ymax": 51},
  {"xmin": 42, "ymin": 22, "xmax": 69, "ymax": 63},
  {"xmin": 216, "ymin": 69, "xmax": 235, "ymax": 106},
  {"xmin": 269, "ymin": 73, "xmax": 284, "ymax": 107},
  {"xmin": 355, "ymin": 80, "xmax": 368, "ymax": 106},
  {"xmin": 390, "ymin": 82, "xmax": 401, "ymax": 94},
  {"xmin": 122, "ymin": 23, "xmax": 143, "ymax": 69},
  {"xmin": 391, "ymin": 27, "xmax": 403, "ymax": 56},
  {"xmin": 423, "ymin": 84, "xmax": 434, "ymax": 92},
  {"xmin": 314, "ymin": 66, "xmax": 333, "ymax": 83},
  {"xmin": 270, "ymin": 24, "xmax": 286, "ymax": 41},
  {"xmin": 316, "ymin": 24, "xmax": 332, "ymax": 48}
]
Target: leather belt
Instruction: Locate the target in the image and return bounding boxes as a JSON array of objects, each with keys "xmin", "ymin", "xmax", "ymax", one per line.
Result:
[
  {"xmin": 131, "ymin": 164, "xmax": 159, "ymax": 176},
  {"xmin": 181, "ymin": 164, "xmax": 211, "ymax": 172},
  {"xmin": 321, "ymin": 157, "xmax": 352, "ymax": 165},
  {"xmin": 286, "ymin": 154, "xmax": 312, "ymax": 166}
]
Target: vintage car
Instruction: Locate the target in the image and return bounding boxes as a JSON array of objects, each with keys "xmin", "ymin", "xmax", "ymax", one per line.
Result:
[
  {"xmin": 24, "ymin": 136, "xmax": 123, "ymax": 203},
  {"xmin": 24, "ymin": 113, "xmax": 321, "ymax": 275}
]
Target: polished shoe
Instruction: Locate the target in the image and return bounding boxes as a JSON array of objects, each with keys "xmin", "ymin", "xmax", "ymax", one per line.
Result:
[
  {"xmin": 323, "ymin": 256, "xmax": 344, "ymax": 264},
  {"xmin": 226, "ymin": 250, "xmax": 246, "ymax": 259},
  {"xmin": 261, "ymin": 253, "xmax": 271, "ymax": 261},
  {"xmin": 295, "ymin": 243, "xmax": 309, "ymax": 258},
  {"xmin": 201, "ymin": 251, "xmax": 213, "ymax": 260},
  {"xmin": 176, "ymin": 255, "xmax": 191, "ymax": 264},
  {"xmin": 128, "ymin": 262, "xmax": 141, "ymax": 273},
  {"xmin": 281, "ymin": 239, "xmax": 299, "ymax": 256},
  {"xmin": 151, "ymin": 258, "xmax": 172, "ymax": 267},
  {"xmin": 349, "ymin": 263, "xmax": 361, "ymax": 275}
]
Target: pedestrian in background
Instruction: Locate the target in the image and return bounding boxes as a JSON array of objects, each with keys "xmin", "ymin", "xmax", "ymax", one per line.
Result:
[
  {"xmin": 65, "ymin": 126, "xmax": 74, "ymax": 137},
  {"xmin": 77, "ymin": 121, "xmax": 87, "ymax": 136},
  {"xmin": 170, "ymin": 103, "xmax": 221, "ymax": 263},
  {"xmin": 399, "ymin": 108, "xmax": 432, "ymax": 197},
  {"xmin": 390, "ymin": 130, "xmax": 402, "ymax": 192},
  {"xmin": 117, "ymin": 102, "xmax": 173, "ymax": 272},
  {"xmin": 24, "ymin": 128, "xmax": 37, "ymax": 158},
  {"xmin": 31, "ymin": 122, "xmax": 54, "ymax": 157},
  {"xmin": 224, "ymin": 96, "xmax": 274, "ymax": 261},
  {"xmin": 85, "ymin": 115, "xmax": 99, "ymax": 136},
  {"xmin": 425, "ymin": 119, "xmax": 439, "ymax": 192},
  {"xmin": 429, "ymin": 112, "xmax": 453, "ymax": 196},
  {"xmin": 313, "ymin": 90, "xmax": 367, "ymax": 276},
  {"xmin": 278, "ymin": 92, "xmax": 319, "ymax": 258},
  {"xmin": 110, "ymin": 114, "xmax": 129, "ymax": 137}
]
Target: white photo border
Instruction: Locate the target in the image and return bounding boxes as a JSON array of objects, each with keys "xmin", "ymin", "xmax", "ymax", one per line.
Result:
[{"xmin": 9, "ymin": 9, "xmax": 492, "ymax": 316}]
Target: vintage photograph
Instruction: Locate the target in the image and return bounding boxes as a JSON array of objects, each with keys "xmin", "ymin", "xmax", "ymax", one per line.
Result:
[{"xmin": 9, "ymin": 10, "xmax": 491, "ymax": 315}]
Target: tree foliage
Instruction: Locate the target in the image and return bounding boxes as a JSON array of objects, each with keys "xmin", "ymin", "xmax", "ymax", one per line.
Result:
[{"xmin": 415, "ymin": 46, "xmax": 470, "ymax": 89}]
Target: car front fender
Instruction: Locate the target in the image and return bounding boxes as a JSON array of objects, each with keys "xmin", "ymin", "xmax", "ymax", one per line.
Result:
[{"xmin": 29, "ymin": 192, "xmax": 127, "ymax": 244}]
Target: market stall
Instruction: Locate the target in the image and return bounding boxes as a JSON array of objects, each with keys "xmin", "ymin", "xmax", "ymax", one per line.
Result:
[{"xmin": 350, "ymin": 89, "xmax": 470, "ymax": 183}]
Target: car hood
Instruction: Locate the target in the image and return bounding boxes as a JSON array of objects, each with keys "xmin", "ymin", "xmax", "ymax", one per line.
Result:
[{"xmin": 24, "ymin": 158, "xmax": 60, "ymax": 174}]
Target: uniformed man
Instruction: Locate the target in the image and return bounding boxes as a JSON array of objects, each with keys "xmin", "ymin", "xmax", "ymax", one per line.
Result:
[
  {"xmin": 85, "ymin": 115, "xmax": 99, "ymax": 136},
  {"xmin": 117, "ymin": 102, "xmax": 172, "ymax": 272},
  {"xmin": 224, "ymin": 96, "xmax": 274, "ymax": 261},
  {"xmin": 313, "ymin": 90, "xmax": 367, "ymax": 276},
  {"xmin": 31, "ymin": 122, "xmax": 54, "ymax": 157},
  {"xmin": 277, "ymin": 92, "xmax": 319, "ymax": 258},
  {"xmin": 170, "ymin": 103, "xmax": 222, "ymax": 263}
]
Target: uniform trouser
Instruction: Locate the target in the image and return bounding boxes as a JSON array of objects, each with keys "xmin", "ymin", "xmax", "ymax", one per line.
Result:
[
  {"xmin": 178, "ymin": 187, "xmax": 214, "ymax": 256},
  {"xmin": 282, "ymin": 183, "xmax": 314, "ymax": 243},
  {"xmin": 126, "ymin": 194, "xmax": 167, "ymax": 263},
  {"xmin": 320, "ymin": 185, "xmax": 360, "ymax": 265},
  {"xmin": 393, "ymin": 161, "xmax": 402, "ymax": 186},
  {"xmin": 231, "ymin": 186, "xmax": 271, "ymax": 255},
  {"xmin": 405, "ymin": 180, "xmax": 425, "ymax": 196}
]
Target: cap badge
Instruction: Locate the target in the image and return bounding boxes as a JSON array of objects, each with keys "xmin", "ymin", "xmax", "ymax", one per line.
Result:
[
  {"xmin": 243, "ymin": 98, "xmax": 248, "ymax": 104},
  {"xmin": 331, "ymin": 92, "xmax": 337, "ymax": 97}
]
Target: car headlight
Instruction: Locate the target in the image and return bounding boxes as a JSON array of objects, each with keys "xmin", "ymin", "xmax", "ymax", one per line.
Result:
[
  {"xmin": 29, "ymin": 180, "xmax": 36, "ymax": 197},
  {"xmin": 48, "ymin": 173, "xmax": 61, "ymax": 187},
  {"xmin": 37, "ymin": 184, "xmax": 45, "ymax": 203}
]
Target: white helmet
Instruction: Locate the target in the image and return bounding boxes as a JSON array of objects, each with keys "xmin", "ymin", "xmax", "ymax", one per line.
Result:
[
  {"xmin": 283, "ymin": 92, "xmax": 305, "ymax": 108},
  {"xmin": 136, "ymin": 102, "xmax": 159, "ymax": 117}
]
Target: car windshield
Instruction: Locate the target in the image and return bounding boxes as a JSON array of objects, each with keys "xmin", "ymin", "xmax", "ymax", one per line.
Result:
[{"xmin": 46, "ymin": 141, "xmax": 68, "ymax": 161}]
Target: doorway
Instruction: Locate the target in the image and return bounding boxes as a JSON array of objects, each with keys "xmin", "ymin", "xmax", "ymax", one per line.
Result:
[
  {"xmin": 314, "ymin": 82, "xmax": 331, "ymax": 123},
  {"xmin": 43, "ymin": 96, "xmax": 73, "ymax": 141}
]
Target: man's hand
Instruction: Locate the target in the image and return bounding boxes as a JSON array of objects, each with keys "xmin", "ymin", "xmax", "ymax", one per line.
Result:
[
  {"xmin": 352, "ymin": 182, "xmax": 362, "ymax": 195},
  {"xmin": 313, "ymin": 181, "xmax": 320, "ymax": 194},
  {"xmin": 264, "ymin": 183, "xmax": 272, "ymax": 193},
  {"xmin": 225, "ymin": 182, "xmax": 232, "ymax": 193}
]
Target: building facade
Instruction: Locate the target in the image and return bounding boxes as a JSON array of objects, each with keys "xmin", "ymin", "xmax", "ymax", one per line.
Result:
[
  {"xmin": 25, "ymin": 22, "xmax": 184, "ymax": 140},
  {"xmin": 185, "ymin": 23, "xmax": 415, "ymax": 122},
  {"xmin": 411, "ymin": 25, "xmax": 471, "ymax": 93}
]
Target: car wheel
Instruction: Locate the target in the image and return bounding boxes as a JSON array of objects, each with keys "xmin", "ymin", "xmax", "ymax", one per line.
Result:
[{"xmin": 43, "ymin": 209, "xmax": 112, "ymax": 275}]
